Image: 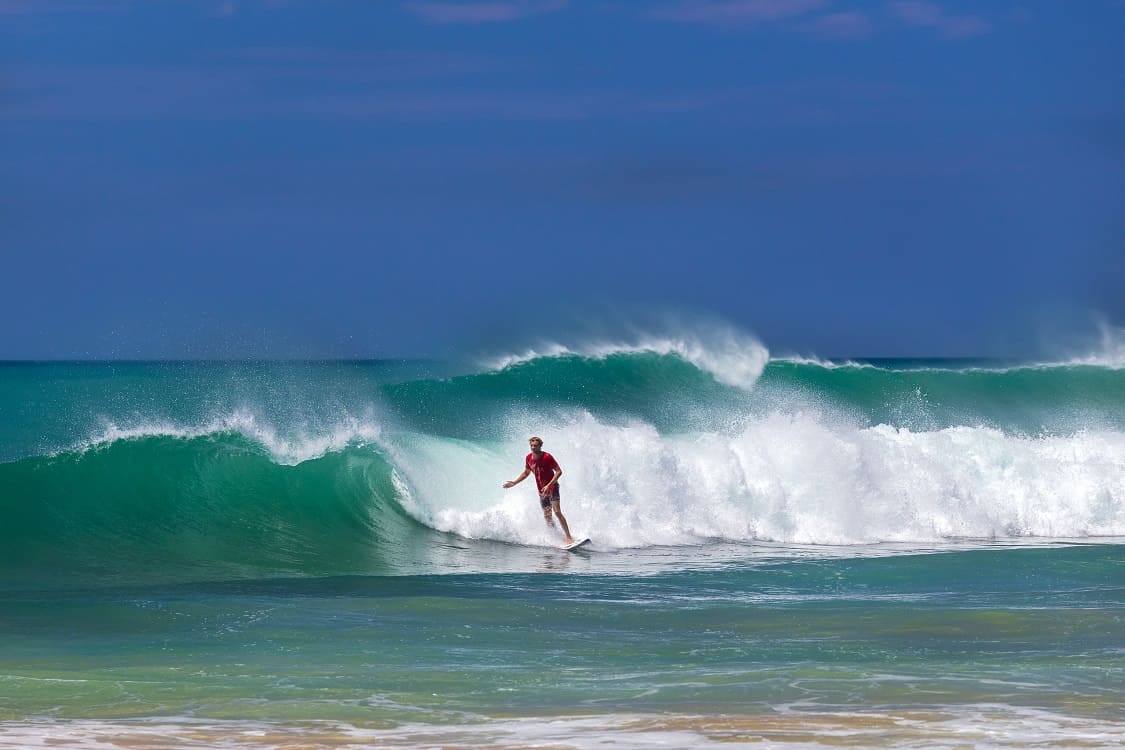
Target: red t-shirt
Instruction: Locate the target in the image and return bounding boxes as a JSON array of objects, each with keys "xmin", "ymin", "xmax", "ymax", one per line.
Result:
[{"xmin": 525, "ymin": 451, "xmax": 560, "ymax": 491}]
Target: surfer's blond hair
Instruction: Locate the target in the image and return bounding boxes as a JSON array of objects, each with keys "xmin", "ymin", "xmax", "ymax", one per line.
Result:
[{"xmin": 528, "ymin": 436, "xmax": 543, "ymax": 445}]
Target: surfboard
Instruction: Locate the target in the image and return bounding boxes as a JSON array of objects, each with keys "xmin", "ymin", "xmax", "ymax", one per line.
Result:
[{"xmin": 562, "ymin": 537, "xmax": 591, "ymax": 551}]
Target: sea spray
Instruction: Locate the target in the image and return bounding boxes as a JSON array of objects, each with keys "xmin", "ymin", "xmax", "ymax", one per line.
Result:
[
  {"xmin": 392, "ymin": 410, "xmax": 1125, "ymax": 548},
  {"xmin": 479, "ymin": 321, "xmax": 770, "ymax": 390}
]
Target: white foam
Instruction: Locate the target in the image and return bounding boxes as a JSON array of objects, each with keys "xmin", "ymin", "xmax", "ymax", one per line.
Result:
[
  {"xmin": 75, "ymin": 408, "xmax": 382, "ymax": 466},
  {"xmin": 773, "ymin": 354, "xmax": 876, "ymax": 369},
  {"xmin": 388, "ymin": 411, "xmax": 1125, "ymax": 549},
  {"xmin": 2, "ymin": 706, "xmax": 1122, "ymax": 749},
  {"xmin": 772, "ymin": 355, "xmax": 1078, "ymax": 375},
  {"xmin": 482, "ymin": 323, "xmax": 770, "ymax": 391}
]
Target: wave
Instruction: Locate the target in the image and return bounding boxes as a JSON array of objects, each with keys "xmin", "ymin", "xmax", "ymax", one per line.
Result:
[
  {"xmin": 771, "ymin": 355, "xmax": 1125, "ymax": 374},
  {"xmin": 0, "ymin": 430, "xmax": 432, "ymax": 587},
  {"xmin": 479, "ymin": 324, "xmax": 770, "ymax": 390},
  {"xmin": 2, "ymin": 331, "xmax": 1124, "ymax": 584},
  {"xmin": 379, "ymin": 351, "xmax": 1125, "ymax": 445},
  {"xmin": 382, "ymin": 349, "xmax": 748, "ymax": 438},
  {"xmin": 760, "ymin": 357, "xmax": 1125, "ymax": 433},
  {"xmin": 3, "ymin": 404, "xmax": 1122, "ymax": 586}
]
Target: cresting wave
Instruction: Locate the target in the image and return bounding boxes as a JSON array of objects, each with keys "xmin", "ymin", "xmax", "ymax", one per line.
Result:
[
  {"xmin": 78, "ymin": 408, "xmax": 382, "ymax": 465},
  {"xmin": 2, "ymin": 409, "xmax": 1123, "ymax": 583},
  {"xmin": 0, "ymin": 430, "xmax": 429, "ymax": 586},
  {"xmin": 2, "ymin": 340, "xmax": 1124, "ymax": 583},
  {"xmin": 480, "ymin": 325, "xmax": 770, "ymax": 390},
  {"xmin": 477, "ymin": 319, "xmax": 1125, "ymax": 382}
]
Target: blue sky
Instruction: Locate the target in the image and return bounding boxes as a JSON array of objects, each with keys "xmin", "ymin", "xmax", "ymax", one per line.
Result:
[{"xmin": 2, "ymin": 0, "xmax": 1122, "ymax": 358}]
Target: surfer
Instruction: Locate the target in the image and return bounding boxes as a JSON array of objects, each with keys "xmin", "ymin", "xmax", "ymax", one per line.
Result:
[{"xmin": 502, "ymin": 436, "xmax": 574, "ymax": 545}]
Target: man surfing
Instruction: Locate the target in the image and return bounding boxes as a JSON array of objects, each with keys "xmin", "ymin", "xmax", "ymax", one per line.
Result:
[{"xmin": 502, "ymin": 436, "xmax": 574, "ymax": 545}]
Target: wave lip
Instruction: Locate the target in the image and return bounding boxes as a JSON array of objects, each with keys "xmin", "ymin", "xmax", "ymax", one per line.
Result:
[
  {"xmin": 481, "ymin": 326, "xmax": 769, "ymax": 390},
  {"xmin": 74, "ymin": 408, "xmax": 383, "ymax": 466}
]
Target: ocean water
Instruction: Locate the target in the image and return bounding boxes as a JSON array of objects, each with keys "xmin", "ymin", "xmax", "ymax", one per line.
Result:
[{"xmin": 2, "ymin": 334, "xmax": 1124, "ymax": 748}]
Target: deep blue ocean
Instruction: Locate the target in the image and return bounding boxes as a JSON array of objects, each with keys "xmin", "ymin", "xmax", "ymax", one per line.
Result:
[{"xmin": 2, "ymin": 335, "xmax": 1123, "ymax": 748}]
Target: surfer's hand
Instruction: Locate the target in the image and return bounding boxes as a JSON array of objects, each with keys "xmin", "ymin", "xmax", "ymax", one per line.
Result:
[{"xmin": 502, "ymin": 481, "xmax": 514, "ymax": 489}]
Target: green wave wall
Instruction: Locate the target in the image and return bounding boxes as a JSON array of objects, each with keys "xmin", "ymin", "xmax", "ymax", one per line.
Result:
[{"xmin": 0, "ymin": 434, "xmax": 430, "ymax": 587}]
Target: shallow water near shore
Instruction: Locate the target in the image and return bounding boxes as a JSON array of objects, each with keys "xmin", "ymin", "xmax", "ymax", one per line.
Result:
[{"xmin": 2, "ymin": 542, "xmax": 1123, "ymax": 747}]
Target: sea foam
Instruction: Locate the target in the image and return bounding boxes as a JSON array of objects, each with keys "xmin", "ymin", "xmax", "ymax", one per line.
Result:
[
  {"xmin": 389, "ymin": 410, "xmax": 1125, "ymax": 548},
  {"xmin": 5, "ymin": 705, "xmax": 1121, "ymax": 750}
]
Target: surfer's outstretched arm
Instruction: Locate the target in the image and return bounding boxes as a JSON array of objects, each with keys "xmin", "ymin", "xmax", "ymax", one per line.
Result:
[{"xmin": 503, "ymin": 468, "xmax": 530, "ymax": 489}]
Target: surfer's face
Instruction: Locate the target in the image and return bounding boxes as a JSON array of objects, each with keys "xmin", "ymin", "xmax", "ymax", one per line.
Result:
[{"xmin": 529, "ymin": 440, "xmax": 542, "ymax": 453}]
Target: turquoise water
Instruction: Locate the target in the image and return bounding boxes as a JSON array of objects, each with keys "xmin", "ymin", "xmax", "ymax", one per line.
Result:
[{"xmin": 1, "ymin": 346, "xmax": 1123, "ymax": 747}]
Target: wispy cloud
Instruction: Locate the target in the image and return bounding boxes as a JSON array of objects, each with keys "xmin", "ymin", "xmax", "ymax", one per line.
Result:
[
  {"xmin": 214, "ymin": 47, "xmax": 509, "ymax": 79},
  {"xmin": 0, "ymin": 0, "xmax": 126, "ymax": 13},
  {"xmin": 888, "ymin": 1, "xmax": 989, "ymax": 39},
  {"xmin": 403, "ymin": 0, "xmax": 567, "ymax": 24},
  {"xmin": 0, "ymin": 0, "xmax": 286, "ymax": 13},
  {"xmin": 650, "ymin": 1, "xmax": 993, "ymax": 41},
  {"xmin": 0, "ymin": 62, "xmax": 736, "ymax": 122},
  {"xmin": 804, "ymin": 11, "xmax": 874, "ymax": 40},
  {"xmin": 5, "ymin": 61, "xmax": 920, "ymax": 126},
  {"xmin": 651, "ymin": 0, "xmax": 827, "ymax": 28}
]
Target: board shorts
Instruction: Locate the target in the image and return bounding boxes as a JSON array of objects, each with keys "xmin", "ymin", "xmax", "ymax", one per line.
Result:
[{"xmin": 538, "ymin": 486, "xmax": 560, "ymax": 509}]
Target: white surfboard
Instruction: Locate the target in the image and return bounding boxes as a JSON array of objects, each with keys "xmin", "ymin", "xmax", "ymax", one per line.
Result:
[{"xmin": 562, "ymin": 537, "xmax": 591, "ymax": 551}]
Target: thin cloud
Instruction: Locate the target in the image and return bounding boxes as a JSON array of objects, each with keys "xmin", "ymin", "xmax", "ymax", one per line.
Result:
[
  {"xmin": 0, "ymin": 63, "xmax": 733, "ymax": 122},
  {"xmin": 403, "ymin": 0, "xmax": 567, "ymax": 24},
  {"xmin": 888, "ymin": 0, "xmax": 989, "ymax": 39},
  {"xmin": 651, "ymin": 0, "xmax": 827, "ymax": 28},
  {"xmin": 0, "ymin": 0, "xmax": 126, "ymax": 12},
  {"xmin": 804, "ymin": 11, "xmax": 875, "ymax": 39},
  {"xmin": 214, "ymin": 47, "xmax": 509, "ymax": 80},
  {"xmin": 0, "ymin": 0, "xmax": 287, "ymax": 13},
  {"xmin": 7, "ymin": 63, "xmax": 919, "ymax": 126}
]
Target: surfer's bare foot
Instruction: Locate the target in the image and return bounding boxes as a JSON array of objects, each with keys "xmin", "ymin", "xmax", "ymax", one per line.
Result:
[{"xmin": 564, "ymin": 537, "xmax": 574, "ymax": 545}]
